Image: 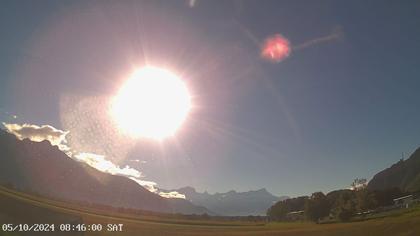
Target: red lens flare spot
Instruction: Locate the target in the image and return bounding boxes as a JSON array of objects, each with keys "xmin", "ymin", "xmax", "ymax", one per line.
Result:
[{"xmin": 261, "ymin": 34, "xmax": 291, "ymax": 63}]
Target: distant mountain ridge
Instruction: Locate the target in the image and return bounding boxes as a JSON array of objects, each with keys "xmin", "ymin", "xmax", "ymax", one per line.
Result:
[
  {"xmin": 161, "ymin": 186, "xmax": 289, "ymax": 216},
  {"xmin": 368, "ymin": 147, "xmax": 420, "ymax": 192},
  {"xmin": 0, "ymin": 129, "xmax": 210, "ymax": 215}
]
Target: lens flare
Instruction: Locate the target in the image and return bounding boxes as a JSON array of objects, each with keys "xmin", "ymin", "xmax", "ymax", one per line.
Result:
[
  {"xmin": 261, "ymin": 34, "xmax": 291, "ymax": 63},
  {"xmin": 111, "ymin": 67, "xmax": 191, "ymax": 140}
]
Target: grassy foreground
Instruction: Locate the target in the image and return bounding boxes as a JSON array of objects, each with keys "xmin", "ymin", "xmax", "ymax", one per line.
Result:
[{"xmin": 1, "ymin": 186, "xmax": 420, "ymax": 236}]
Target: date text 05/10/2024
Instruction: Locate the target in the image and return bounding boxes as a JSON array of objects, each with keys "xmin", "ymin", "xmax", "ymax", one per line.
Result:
[{"xmin": 2, "ymin": 223, "xmax": 123, "ymax": 233}]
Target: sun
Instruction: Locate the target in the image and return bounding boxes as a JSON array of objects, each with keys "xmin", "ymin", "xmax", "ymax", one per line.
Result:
[{"xmin": 111, "ymin": 66, "xmax": 191, "ymax": 140}]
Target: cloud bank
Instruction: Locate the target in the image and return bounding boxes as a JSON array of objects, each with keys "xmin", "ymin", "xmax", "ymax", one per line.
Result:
[
  {"xmin": 129, "ymin": 177, "xmax": 158, "ymax": 193},
  {"xmin": 128, "ymin": 178, "xmax": 185, "ymax": 198},
  {"xmin": 73, "ymin": 152, "xmax": 142, "ymax": 178},
  {"xmin": 2, "ymin": 123, "xmax": 70, "ymax": 151},
  {"xmin": 2, "ymin": 122, "xmax": 184, "ymax": 199}
]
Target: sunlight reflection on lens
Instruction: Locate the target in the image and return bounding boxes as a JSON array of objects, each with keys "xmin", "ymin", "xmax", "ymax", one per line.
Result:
[{"xmin": 111, "ymin": 66, "xmax": 192, "ymax": 140}]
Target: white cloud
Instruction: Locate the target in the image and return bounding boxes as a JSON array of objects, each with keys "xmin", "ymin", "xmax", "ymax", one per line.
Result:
[
  {"xmin": 3, "ymin": 123, "xmax": 69, "ymax": 151},
  {"xmin": 72, "ymin": 153, "xmax": 164, "ymax": 194},
  {"xmin": 126, "ymin": 178, "xmax": 186, "ymax": 199},
  {"xmin": 159, "ymin": 191, "xmax": 186, "ymax": 199},
  {"xmin": 73, "ymin": 152, "xmax": 142, "ymax": 178},
  {"xmin": 129, "ymin": 177, "xmax": 159, "ymax": 193}
]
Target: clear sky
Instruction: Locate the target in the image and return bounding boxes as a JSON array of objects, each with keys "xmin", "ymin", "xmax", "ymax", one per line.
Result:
[{"xmin": 1, "ymin": 0, "xmax": 420, "ymax": 197}]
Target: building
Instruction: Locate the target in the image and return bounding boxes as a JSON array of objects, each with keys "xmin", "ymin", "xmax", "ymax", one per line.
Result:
[
  {"xmin": 393, "ymin": 195, "xmax": 413, "ymax": 208},
  {"xmin": 286, "ymin": 210, "xmax": 305, "ymax": 221}
]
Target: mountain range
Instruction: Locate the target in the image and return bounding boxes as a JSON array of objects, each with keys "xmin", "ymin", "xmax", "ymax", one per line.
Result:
[
  {"xmin": 0, "ymin": 128, "xmax": 286, "ymax": 216},
  {"xmin": 3, "ymin": 125, "xmax": 419, "ymax": 217},
  {"xmin": 160, "ymin": 186, "xmax": 288, "ymax": 216},
  {"xmin": 0, "ymin": 129, "xmax": 209, "ymax": 215},
  {"xmin": 368, "ymin": 147, "xmax": 420, "ymax": 192}
]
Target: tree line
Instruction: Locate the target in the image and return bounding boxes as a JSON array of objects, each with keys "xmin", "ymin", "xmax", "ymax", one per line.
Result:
[{"xmin": 267, "ymin": 179, "xmax": 407, "ymax": 223}]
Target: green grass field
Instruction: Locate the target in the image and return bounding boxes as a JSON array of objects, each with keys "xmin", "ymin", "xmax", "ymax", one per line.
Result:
[{"xmin": 1, "ymin": 186, "xmax": 420, "ymax": 236}]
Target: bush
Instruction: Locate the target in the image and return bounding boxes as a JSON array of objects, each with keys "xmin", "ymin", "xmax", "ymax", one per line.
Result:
[{"xmin": 337, "ymin": 207, "xmax": 354, "ymax": 222}]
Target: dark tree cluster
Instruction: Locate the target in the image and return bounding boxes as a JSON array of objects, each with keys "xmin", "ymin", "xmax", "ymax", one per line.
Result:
[
  {"xmin": 267, "ymin": 196, "xmax": 308, "ymax": 220},
  {"xmin": 304, "ymin": 192, "xmax": 330, "ymax": 223},
  {"xmin": 268, "ymin": 184, "xmax": 408, "ymax": 223}
]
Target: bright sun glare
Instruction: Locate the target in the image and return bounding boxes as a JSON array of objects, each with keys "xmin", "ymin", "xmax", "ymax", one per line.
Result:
[{"xmin": 111, "ymin": 66, "xmax": 191, "ymax": 140}]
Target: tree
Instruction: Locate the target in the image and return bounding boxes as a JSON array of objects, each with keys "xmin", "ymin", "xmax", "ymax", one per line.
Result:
[
  {"xmin": 267, "ymin": 196, "xmax": 308, "ymax": 221},
  {"xmin": 336, "ymin": 206, "xmax": 353, "ymax": 221},
  {"xmin": 333, "ymin": 191, "xmax": 356, "ymax": 222},
  {"xmin": 356, "ymin": 189, "xmax": 377, "ymax": 213},
  {"xmin": 267, "ymin": 201, "xmax": 290, "ymax": 220},
  {"xmin": 327, "ymin": 189, "xmax": 354, "ymax": 208},
  {"xmin": 351, "ymin": 178, "xmax": 367, "ymax": 190},
  {"xmin": 305, "ymin": 192, "xmax": 331, "ymax": 223}
]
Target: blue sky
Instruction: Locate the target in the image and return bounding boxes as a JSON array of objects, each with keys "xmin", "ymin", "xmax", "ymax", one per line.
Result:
[{"xmin": 1, "ymin": 0, "xmax": 420, "ymax": 197}]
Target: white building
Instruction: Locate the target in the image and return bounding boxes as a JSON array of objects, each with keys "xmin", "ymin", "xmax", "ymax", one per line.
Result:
[{"xmin": 393, "ymin": 195, "xmax": 414, "ymax": 208}]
